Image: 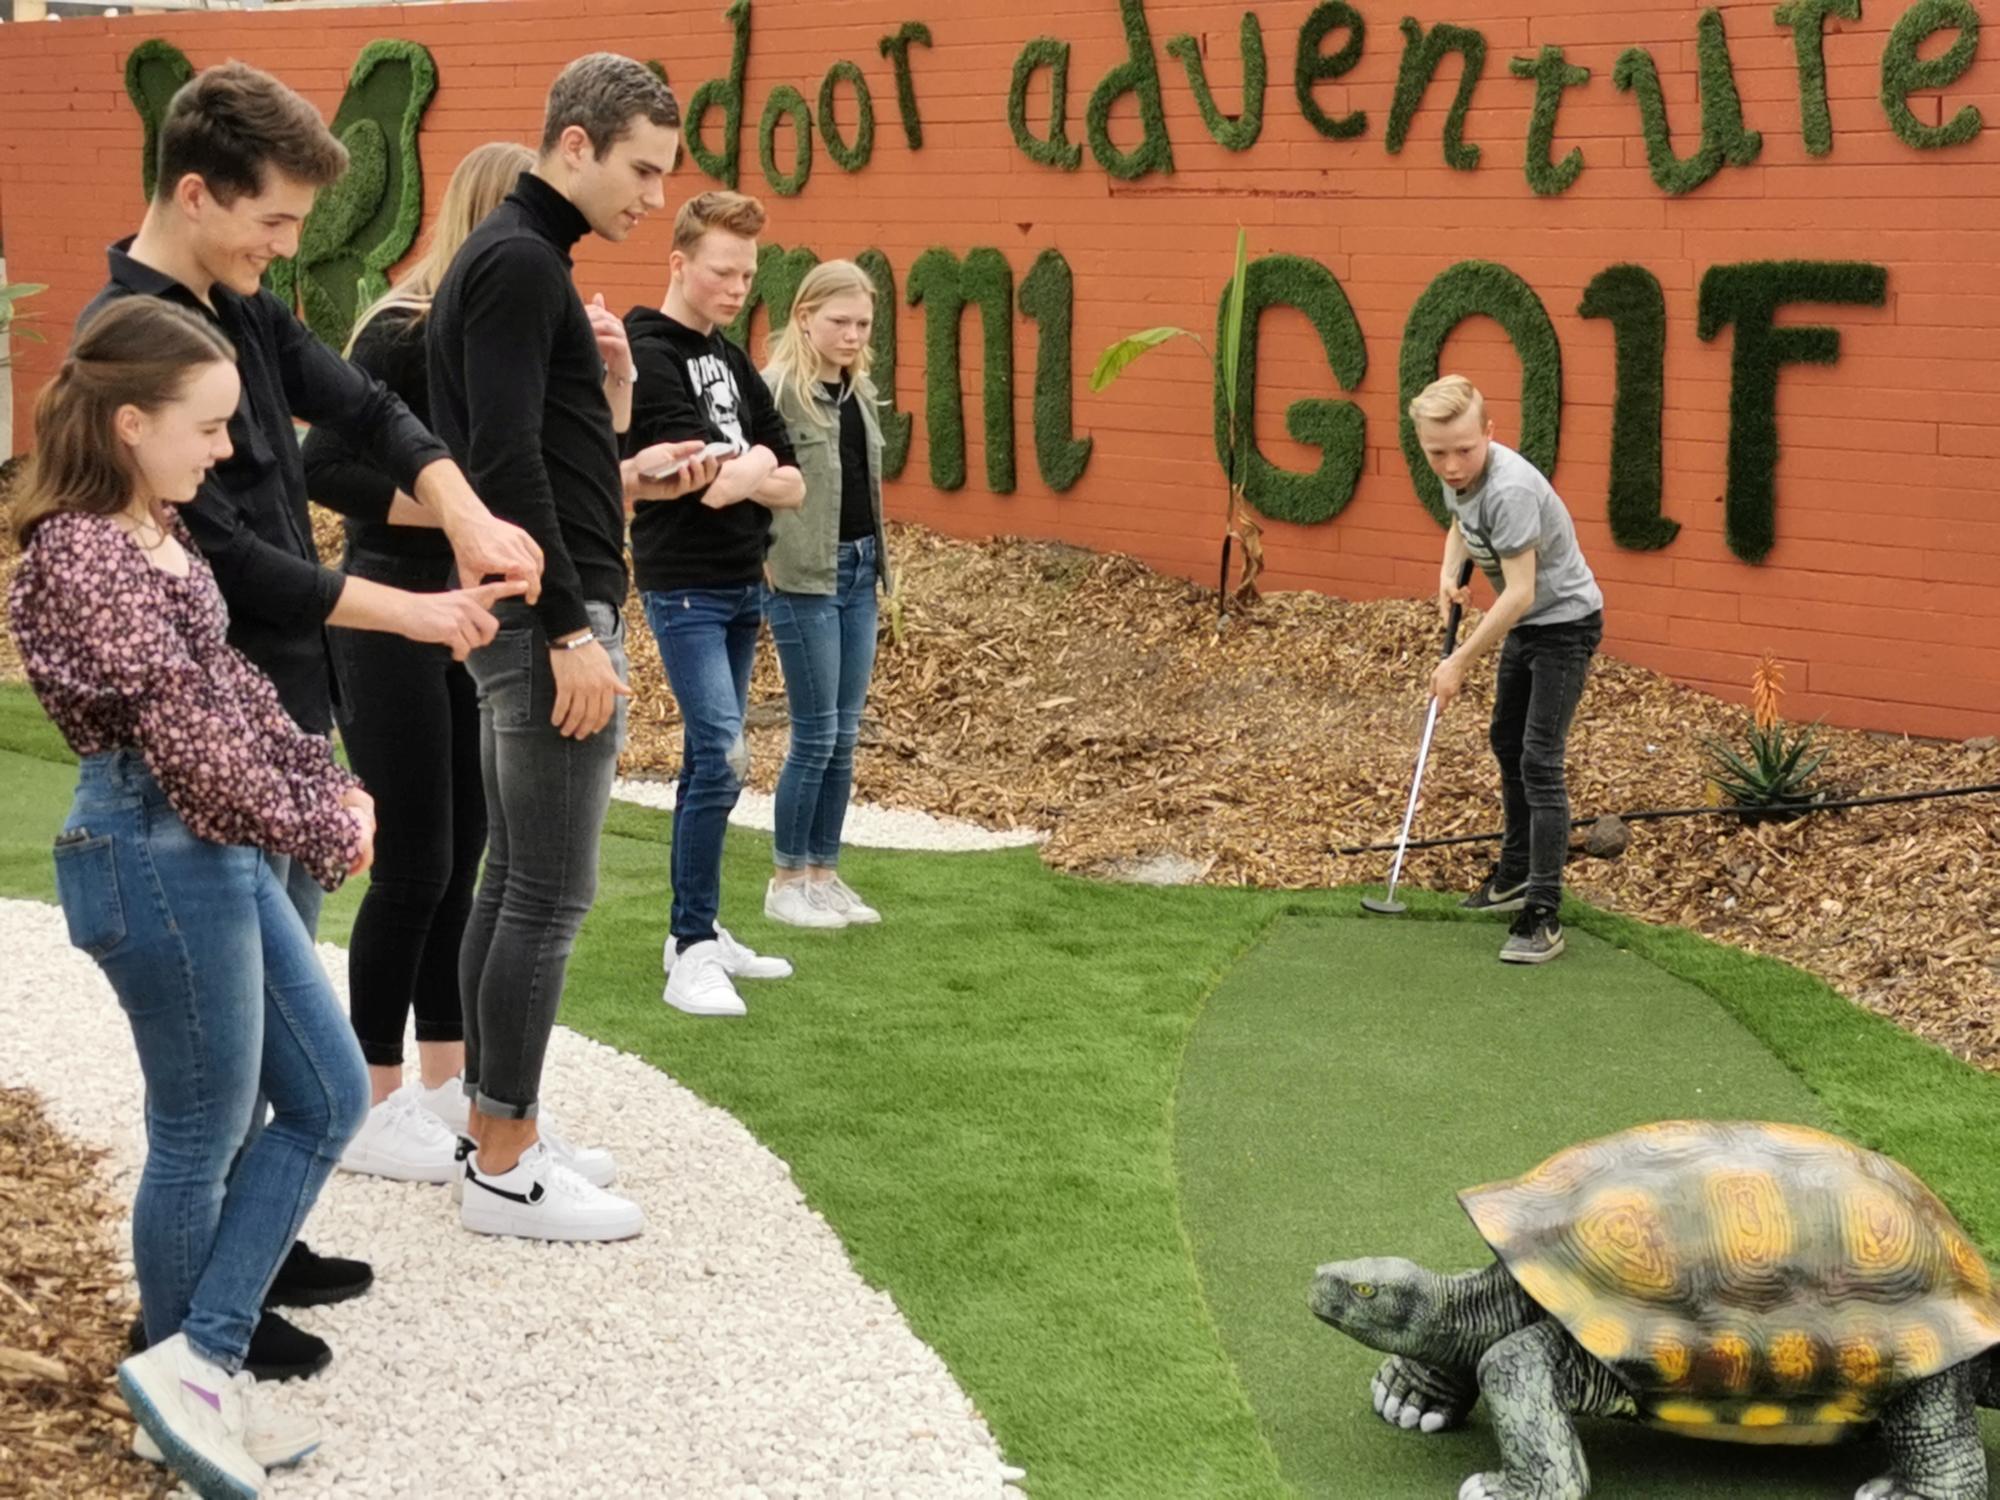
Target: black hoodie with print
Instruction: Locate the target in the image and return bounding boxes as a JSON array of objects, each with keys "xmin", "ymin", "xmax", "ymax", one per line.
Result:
[{"xmin": 623, "ymin": 307, "xmax": 798, "ymax": 593}]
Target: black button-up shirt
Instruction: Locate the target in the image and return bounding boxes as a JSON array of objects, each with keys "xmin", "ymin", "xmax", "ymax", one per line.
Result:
[{"xmin": 80, "ymin": 241, "xmax": 451, "ymax": 733}]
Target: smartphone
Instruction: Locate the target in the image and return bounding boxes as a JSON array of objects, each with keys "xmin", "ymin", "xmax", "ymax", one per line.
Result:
[{"xmin": 640, "ymin": 440, "xmax": 738, "ymax": 482}]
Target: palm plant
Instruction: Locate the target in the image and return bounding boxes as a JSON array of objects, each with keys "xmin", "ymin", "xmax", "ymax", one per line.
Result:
[
  {"xmin": 1088, "ymin": 228, "xmax": 1259, "ymax": 625},
  {"xmin": 0, "ymin": 281, "xmax": 47, "ymax": 367}
]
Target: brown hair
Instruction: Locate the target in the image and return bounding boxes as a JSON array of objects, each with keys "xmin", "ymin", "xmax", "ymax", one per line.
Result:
[
  {"xmin": 10, "ymin": 298, "xmax": 237, "ymax": 545},
  {"xmin": 541, "ymin": 53, "xmax": 681, "ymax": 159},
  {"xmin": 350, "ymin": 140, "xmax": 535, "ymax": 346},
  {"xmin": 155, "ymin": 61, "xmax": 349, "ymax": 207},
  {"xmin": 671, "ymin": 190, "xmax": 766, "ymax": 254}
]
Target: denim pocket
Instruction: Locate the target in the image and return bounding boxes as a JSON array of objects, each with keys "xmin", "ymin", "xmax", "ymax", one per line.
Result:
[{"xmin": 52, "ymin": 834, "xmax": 126, "ymax": 958}]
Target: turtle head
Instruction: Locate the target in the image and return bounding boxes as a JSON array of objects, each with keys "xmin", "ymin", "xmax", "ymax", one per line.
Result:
[{"xmin": 1309, "ymin": 1257, "xmax": 1444, "ymax": 1356}]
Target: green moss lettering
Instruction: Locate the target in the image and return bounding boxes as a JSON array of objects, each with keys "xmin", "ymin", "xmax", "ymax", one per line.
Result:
[
  {"xmin": 1510, "ymin": 45, "xmax": 1591, "ymax": 195},
  {"xmin": 1697, "ymin": 260, "xmax": 1887, "ymax": 563},
  {"xmin": 1086, "ymin": 0, "xmax": 1176, "ymax": 180},
  {"xmin": 1213, "ymin": 255, "xmax": 1368, "ymax": 525},
  {"xmin": 689, "ymin": 0, "xmax": 752, "ymax": 186},
  {"xmin": 1386, "ymin": 17, "xmax": 1486, "ymax": 170},
  {"xmin": 1294, "ymin": 2, "xmax": 1368, "ymax": 139},
  {"xmin": 1399, "ymin": 260, "xmax": 1562, "ymax": 523},
  {"xmin": 908, "ymin": 247, "xmax": 1014, "ymax": 493},
  {"xmin": 1579, "ymin": 265, "xmax": 1676, "ymax": 550},
  {"xmin": 1774, "ymin": 0, "xmax": 1860, "ymax": 158},
  {"xmin": 1613, "ymin": 8, "xmax": 1762, "ymax": 196},
  {"xmin": 878, "ymin": 21, "xmax": 933, "ymax": 150},
  {"xmin": 1165, "ymin": 14, "xmax": 1268, "ymax": 153},
  {"xmin": 759, "ymin": 84, "xmax": 812, "ymax": 197},
  {"xmin": 1009, "ymin": 38, "xmax": 1083, "ymax": 170},
  {"xmin": 124, "ymin": 38, "xmax": 195, "ymax": 202},
  {"xmin": 857, "ymin": 248, "xmax": 914, "ymax": 479},
  {"xmin": 1017, "ymin": 249, "xmax": 1093, "ymax": 492},
  {"xmin": 818, "ymin": 60, "xmax": 875, "ymax": 172},
  {"xmin": 1880, "ymin": 0, "xmax": 1983, "ymax": 149}
]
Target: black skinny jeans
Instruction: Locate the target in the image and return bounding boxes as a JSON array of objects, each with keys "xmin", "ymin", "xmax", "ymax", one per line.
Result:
[
  {"xmin": 331, "ymin": 547, "xmax": 485, "ymax": 1067},
  {"xmin": 1489, "ymin": 611, "xmax": 1603, "ymax": 912}
]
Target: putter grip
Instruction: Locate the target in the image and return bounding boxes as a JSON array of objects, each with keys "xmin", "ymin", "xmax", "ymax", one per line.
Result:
[{"xmin": 1441, "ymin": 558, "xmax": 1475, "ymax": 656}]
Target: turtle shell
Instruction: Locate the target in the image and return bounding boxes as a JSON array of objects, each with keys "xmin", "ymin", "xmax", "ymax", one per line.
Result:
[{"xmin": 1460, "ymin": 1121, "xmax": 2000, "ymax": 1443}]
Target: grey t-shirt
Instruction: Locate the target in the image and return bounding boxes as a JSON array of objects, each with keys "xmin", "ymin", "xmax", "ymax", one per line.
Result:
[{"xmin": 1444, "ymin": 443, "xmax": 1602, "ymax": 627}]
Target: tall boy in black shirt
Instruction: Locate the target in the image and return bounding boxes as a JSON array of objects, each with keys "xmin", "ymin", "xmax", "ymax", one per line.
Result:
[
  {"xmin": 87, "ymin": 60, "xmax": 543, "ymax": 1378},
  {"xmin": 625, "ymin": 191, "xmax": 804, "ymax": 1021},
  {"xmin": 429, "ymin": 53, "xmax": 715, "ymax": 1242}
]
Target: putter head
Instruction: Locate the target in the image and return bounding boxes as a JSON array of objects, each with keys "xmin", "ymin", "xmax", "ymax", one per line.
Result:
[{"xmin": 1360, "ymin": 895, "xmax": 1407, "ymax": 916}]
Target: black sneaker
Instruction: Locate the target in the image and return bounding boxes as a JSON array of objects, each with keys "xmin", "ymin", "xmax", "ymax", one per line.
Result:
[
  {"xmin": 1460, "ymin": 868, "xmax": 1529, "ymax": 913},
  {"xmin": 265, "ymin": 1239, "xmax": 373, "ymax": 1309},
  {"xmin": 1500, "ymin": 903, "xmax": 1565, "ymax": 964},
  {"xmin": 128, "ymin": 1309, "xmax": 333, "ymax": 1382}
]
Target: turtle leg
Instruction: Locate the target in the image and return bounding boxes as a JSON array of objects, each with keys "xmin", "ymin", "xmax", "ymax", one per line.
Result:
[
  {"xmin": 1457, "ymin": 1322, "xmax": 1634, "ymax": 1500},
  {"xmin": 1372, "ymin": 1354, "xmax": 1478, "ymax": 1433},
  {"xmin": 1856, "ymin": 1365, "xmax": 1988, "ymax": 1500}
]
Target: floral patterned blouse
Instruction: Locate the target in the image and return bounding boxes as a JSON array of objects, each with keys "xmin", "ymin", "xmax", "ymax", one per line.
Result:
[{"xmin": 9, "ymin": 511, "xmax": 362, "ymax": 889}]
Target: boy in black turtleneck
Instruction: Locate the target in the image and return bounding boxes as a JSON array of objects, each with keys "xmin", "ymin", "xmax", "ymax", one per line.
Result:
[
  {"xmin": 426, "ymin": 54, "xmax": 716, "ymax": 1245},
  {"xmin": 625, "ymin": 191, "xmax": 804, "ymax": 1021}
]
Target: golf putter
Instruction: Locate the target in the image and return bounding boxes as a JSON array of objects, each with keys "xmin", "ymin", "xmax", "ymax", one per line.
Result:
[{"xmin": 1361, "ymin": 558, "xmax": 1477, "ymax": 916}]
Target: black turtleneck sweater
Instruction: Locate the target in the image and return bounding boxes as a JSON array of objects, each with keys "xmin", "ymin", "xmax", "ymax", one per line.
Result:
[{"xmin": 427, "ymin": 173, "xmax": 624, "ymax": 641}]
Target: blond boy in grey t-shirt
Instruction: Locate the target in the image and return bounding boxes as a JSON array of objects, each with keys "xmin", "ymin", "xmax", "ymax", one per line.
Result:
[{"xmin": 1411, "ymin": 375, "xmax": 1603, "ymax": 964}]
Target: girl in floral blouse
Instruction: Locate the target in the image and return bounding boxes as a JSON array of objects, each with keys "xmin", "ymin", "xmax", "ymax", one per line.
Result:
[{"xmin": 8, "ymin": 296, "xmax": 371, "ymax": 1498}]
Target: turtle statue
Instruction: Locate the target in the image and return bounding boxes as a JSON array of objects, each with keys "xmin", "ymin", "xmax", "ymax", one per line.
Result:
[{"xmin": 1309, "ymin": 1120, "xmax": 2000, "ymax": 1500}]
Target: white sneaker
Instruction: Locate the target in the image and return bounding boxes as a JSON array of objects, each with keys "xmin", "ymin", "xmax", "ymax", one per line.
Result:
[
  {"xmin": 413, "ymin": 1075, "xmax": 470, "ymax": 1136},
  {"xmin": 539, "ymin": 1119, "xmax": 616, "ymax": 1189},
  {"xmin": 663, "ymin": 941, "xmax": 748, "ymax": 1016},
  {"xmin": 117, "ymin": 1333, "xmax": 264, "ymax": 1500},
  {"xmin": 458, "ymin": 1142, "xmax": 644, "ymax": 1242},
  {"xmin": 814, "ymin": 876, "xmax": 881, "ymax": 924},
  {"xmin": 663, "ymin": 925, "xmax": 793, "ymax": 980},
  {"xmin": 135, "ymin": 1399, "xmax": 321, "ymax": 1470},
  {"xmin": 338, "ymin": 1085, "xmax": 460, "ymax": 1184},
  {"xmin": 764, "ymin": 878, "xmax": 848, "ymax": 929}
]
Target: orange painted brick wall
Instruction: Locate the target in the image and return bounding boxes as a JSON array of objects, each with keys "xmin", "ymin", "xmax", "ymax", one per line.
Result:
[{"xmin": 2, "ymin": 0, "xmax": 1996, "ymax": 738}]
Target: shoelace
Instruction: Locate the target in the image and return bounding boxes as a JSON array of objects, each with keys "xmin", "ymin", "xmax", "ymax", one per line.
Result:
[
  {"xmin": 388, "ymin": 1092, "xmax": 455, "ymax": 1147},
  {"xmin": 1508, "ymin": 906, "xmax": 1555, "ymax": 938}
]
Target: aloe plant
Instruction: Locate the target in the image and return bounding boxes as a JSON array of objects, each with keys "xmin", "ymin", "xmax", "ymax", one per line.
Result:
[
  {"xmin": 1702, "ymin": 654, "xmax": 1828, "ymax": 817},
  {"xmin": 1089, "ymin": 227, "xmax": 1257, "ymax": 623}
]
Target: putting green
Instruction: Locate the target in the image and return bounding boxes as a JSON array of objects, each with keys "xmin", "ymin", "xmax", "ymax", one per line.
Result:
[{"xmin": 1173, "ymin": 914, "xmax": 2000, "ymax": 1497}]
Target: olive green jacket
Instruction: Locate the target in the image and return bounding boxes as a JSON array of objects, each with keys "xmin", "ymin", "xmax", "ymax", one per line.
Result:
[{"xmin": 761, "ymin": 367, "xmax": 893, "ymax": 596}]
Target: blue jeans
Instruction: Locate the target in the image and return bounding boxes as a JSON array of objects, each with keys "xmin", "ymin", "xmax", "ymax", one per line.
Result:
[
  {"xmin": 767, "ymin": 537, "xmax": 880, "ymax": 869},
  {"xmin": 641, "ymin": 584, "xmax": 760, "ymax": 947},
  {"xmin": 53, "ymin": 751, "xmax": 368, "ymax": 1373},
  {"xmin": 1490, "ymin": 611, "xmax": 1603, "ymax": 911},
  {"xmin": 459, "ymin": 600, "xmax": 627, "ymax": 1119}
]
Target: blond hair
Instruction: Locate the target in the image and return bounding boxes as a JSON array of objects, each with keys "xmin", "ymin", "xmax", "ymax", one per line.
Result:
[
  {"xmin": 763, "ymin": 260, "xmax": 878, "ymax": 428},
  {"xmin": 1407, "ymin": 374, "xmax": 1486, "ymax": 428},
  {"xmin": 349, "ymin": 141, "xmax": 535, "ymax": 348},
  {"xmin": 672, "ymin": 190, "xmax": 766, "ymax": 254}
]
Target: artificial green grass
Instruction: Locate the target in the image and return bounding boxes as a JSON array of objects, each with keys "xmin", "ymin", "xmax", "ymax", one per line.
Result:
[
  {"xmin": 1176, "ymin": 914, "xmax": 1866, "ymax": 1497},
  {"xmin": 3, "ymin": 680, "xmax": 2000, "ymax": 1498}
]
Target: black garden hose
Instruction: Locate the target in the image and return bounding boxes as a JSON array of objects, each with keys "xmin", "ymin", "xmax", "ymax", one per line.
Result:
[{"xmin": 1332, "ymin": 780, "xmax": 2000, "ymax": 858}]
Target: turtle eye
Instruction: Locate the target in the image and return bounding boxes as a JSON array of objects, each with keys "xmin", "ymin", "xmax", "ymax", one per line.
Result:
[{"xmin": 1354, "ymin": 1283, "xmax": 1377, "ymax": 1299}]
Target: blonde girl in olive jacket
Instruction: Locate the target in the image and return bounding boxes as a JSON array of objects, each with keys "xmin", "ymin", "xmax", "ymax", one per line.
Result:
[{"xmin": 759, "ymin": 260, "xmax": 894, "ymax": 927}]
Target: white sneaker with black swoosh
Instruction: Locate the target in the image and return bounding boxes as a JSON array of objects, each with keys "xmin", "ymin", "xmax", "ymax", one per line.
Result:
[{"xmin": 457, "ymin": 1141, "xmax": 644, "ymax": 1242}]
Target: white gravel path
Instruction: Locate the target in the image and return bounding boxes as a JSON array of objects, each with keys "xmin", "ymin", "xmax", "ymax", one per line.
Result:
[
  {"xmin": 611, "ymin": 778, "xmax": 1046, "ymax": 853},
  {"xmin": 0, "ymin": 897, "xmax": 1021, "ymax": 1498}
]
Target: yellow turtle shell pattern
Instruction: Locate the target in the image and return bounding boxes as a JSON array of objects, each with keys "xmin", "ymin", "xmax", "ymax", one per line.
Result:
[{"xmin": 1459, "ymin": 1121, "xmax": 2000, "ymax": 1443}]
